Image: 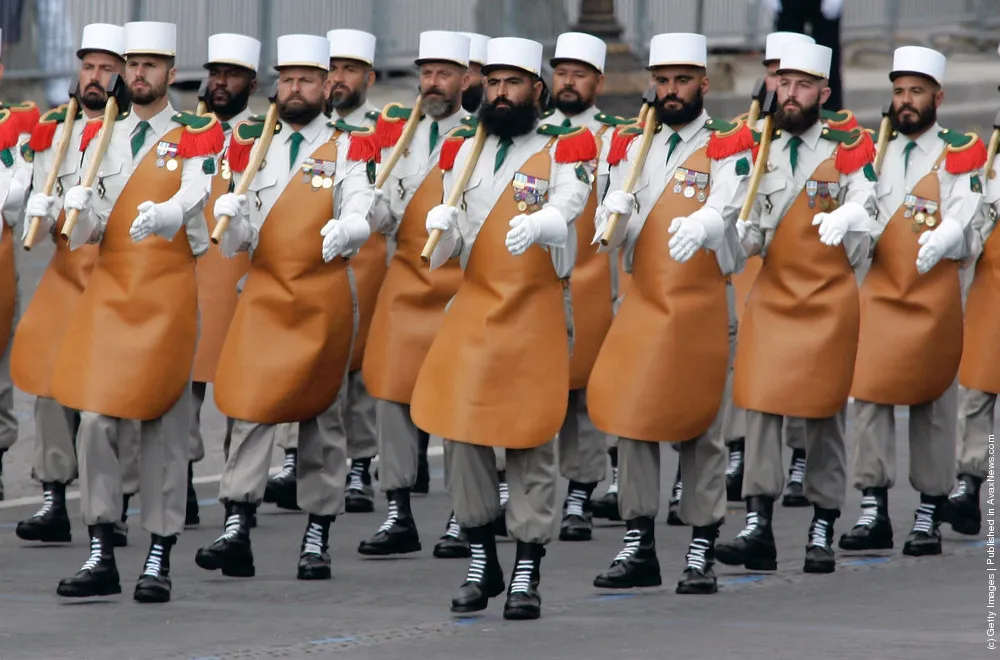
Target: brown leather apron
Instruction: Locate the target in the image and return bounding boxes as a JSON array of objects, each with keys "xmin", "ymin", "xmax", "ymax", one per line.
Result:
[
  {"xmin": 51, "ymin": 126, "xmax": 198, "ymax": 420},
  {"xmin": 588, "ymin": 148, "xmax": 729, "ymax": 442},
  {"xmin": 191, "ymin": 169, "xmax": 250, "ymax": 383},
  {"xmin": 732, "ymin": 255, "xmax": 762, "ymax": 325},
  {"xmin": 214, "ymin": 138, "xmax": 355, "ymax": 424},
  {"xmin": 11, "ymin": 212, "xmax": 98, "ymax": 397},
  {"xmin": 0, "ymin": 225, "xmax": 16, "ymax": 359},
  {"xmin": 852, "ymin": 153, "xmax": 962, "ymax": 404},
  {"xmin": 733, "ymin": 158, "xmax": 860, "ymax": 418},
  {"xmin": 348, "ymin": 232, "xmax": 387, "ymax": 371},
  {"xmin": 411, "ymin": 143, "xmax": 570, "ymax": 448},
  {"xmin": 961, "ymin": 174, "xmax": 1000, "ymax": 393},
  {"xmin": 569, "ymin": 127, "xmax": 614, "ymax": 390},
  {"xmin": 363, "ymin": 166, "xmax": 462, "ymax": 404}
]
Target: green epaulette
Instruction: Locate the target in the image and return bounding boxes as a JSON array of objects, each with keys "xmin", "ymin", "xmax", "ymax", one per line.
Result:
[
  {"xmin": 819, "ymin": 126, "xmax": 867, "ymax": 147},
  {"xmin": 171, "ymin": 111, "xmax": 216, "ymax": 129},
  {"xmin": 379, "ymin": 103, "xmax": 415, "ymax": 122},
  {"xmin": 365, "ymin": 109, "xmax": 380, "ymax": 122},
  {"xmin": 460, "ymin": 114, "xmax": 478, "ymax": 128},
  {"xmin": 329, "ymin": 118, "xmax": 374, "ymax": 134},
  {"xmin": 615, "ymin": 123, "xmax": 661, "ymax": 137},
  {"xmin": 540, "ymin": 108, "xmax": 555, "ymax": 119},
  {"xmin": 939, "ymin": 128, "xmax": 976, "ymax": 149},
  {"xmin": 537, "ymin": 123, "xmax": 591, "ymax": 137},
  {"xmin": 235, "ymin": 117, "xmax": 282, "ymax": 141},
  {"xmin": 444, "ymin": 125, "xmax": 477, "ymax": 139},
  {"xmin": 704, "ymin": 117, "xmax": 741, "ymax": 133},
  {"xmin": 38, "ymin": 104, "xmax": 81, "ymax": 125},
  {"xmin": 593, "ymin": 112, "xmax": 633, "ymax": 127},
  {"xmin": 821, "ymin": 109, "xmax": 849, "ymax": 123}
]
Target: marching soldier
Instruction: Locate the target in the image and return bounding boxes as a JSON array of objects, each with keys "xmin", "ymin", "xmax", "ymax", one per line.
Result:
[
  {"xmin": 587, "ymin": 32, "xmax": 751, "ymax": 595},
  {"xmin": 358, "ymin": 30, "xmax": 471, "ymax": 558},
  {"xmin": 195, "ymin": 33, "xmax": 378, "ymax": 581},
  {"xmin": 187, "ymin": 32, "xmax": 259, "ymax": 528},
  {"xmin": 840, "ymin": 47, "xmax": 984, "ymax": 556},
  {"xmin": 414, "ymin": 37, "xmax": 596, "ymax": 619},
  {"xmin": 53, "ymin": 20, "xmax": 221, "ymax": 602},
  {"xmin": 460, "ymin": 32, "xmax": 488, "ymax": 113},
  {"xmin": 12, "ymin": 23, "xmax": 130, "ymax": 544},
  {"xmin": 717, "ymin": 43, "xmax": 878, "ymax": 574}
]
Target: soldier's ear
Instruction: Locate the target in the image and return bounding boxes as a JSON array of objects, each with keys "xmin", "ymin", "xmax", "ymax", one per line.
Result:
[
  {"xmin": 819, "ymin": 84, "xmax": 831, "ymax": 106},
  {"xmin": 595, "ymin": 73, "xmax": 605, "ymax": 96}
]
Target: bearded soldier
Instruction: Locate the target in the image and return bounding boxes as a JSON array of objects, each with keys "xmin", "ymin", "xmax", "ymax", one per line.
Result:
[
  {"xmin": 717, "ymin": 43, "xmax": 878, "ymax": 574},
  {"xmin": 53, "ymin": 21, "xmax": 221, "ymax": 602},
  {"xmin": 195, "ymin": 34, "xmax": 379, "ymax": 581},
  {"xmin": 414, "ymin": 37, "xmax": 596, "ymax": 620},
  {"xmin": 460, "ymin": 32, "xmax": 488, "ymax": 113},
  {"xmin": 840, "ymin": 47, "xmax": 984, "ymax": 557}
]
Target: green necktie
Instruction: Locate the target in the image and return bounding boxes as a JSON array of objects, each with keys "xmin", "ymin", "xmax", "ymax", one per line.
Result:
[
  {"xmin": 788, "ymin": 136, "xmax": 803, "ymax": 174},
  {"xmin": 130, "ymin": 120, "xmax": 150, "ymax": 158},
  {"xmin": 288, "ymin": 131, "xmax": 305, "ymax": 171},
  {"xmin": 665, "ymin": 132, "xmax": 682, "ymax": 165},
  {"xmin": 903, "ymin": 140, "xmax": 917, "ymax": 174},
  {"xmin": 495, "ymin": 136, "xmax": 514, "ymax": 173},
  {"xmin": 429, "ymin": 121, "xmax": 439, "ymax": 154},
  {"xmin": 561, "ymin": 117, "xmax": 572, "ymax": 127}
]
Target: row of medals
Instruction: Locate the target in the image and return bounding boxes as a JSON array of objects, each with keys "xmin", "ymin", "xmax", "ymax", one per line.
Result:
[
  {"xmin": 156, "ymin": 141, "xmax": 180, "ymax": 171},
  {"xmin": 513, "ymin": 172, "xmax": 549, "ymax": 211},
  {"xmin": 304, "ymin": 158, "xmax": 336, "ymax": 189},
  {"xmin": 674, "ymin": 168, "xmax": 709, "ymax": 202},
  {"xmin": 903, "ymin": 194, "xmax": 938, "ymax": 233},
  {"xmin": 806, "ymin": 180, "xmax": 841, "ymax": 211}
]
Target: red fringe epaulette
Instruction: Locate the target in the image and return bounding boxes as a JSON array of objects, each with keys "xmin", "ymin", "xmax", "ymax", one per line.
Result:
[
  {"xmin": 607, "ymin": 129, "xmax": 640, "ymax": 166},
  {"xmin": 751, "ymin": 143, "xmax": 761, "ymax": 163},
  {"xmin": 10, "ymin": 103, "xmax": 40, "ymax": 136},
  {"xmin": 226, "ymin": 141, "xmax": 252, "ymax": 173},
  {"xmin": 79, "ymin": 119, "xmax": 103, "ymax": 153},
  {"xmin": 834, "ymin": 130, "xmax": 876, "ymax": 175},
  {"xmin": 177, "ymin": 117, "xmax": 225, "ymax": 159},
  {"xmin": 945, "ymin": 135, "xmax": 988, "ymax": 175},
  {"xmin": 28, "ymin": 120, "xmax": 58, "ymax": 152},
  {"xmin": 553, "ymin": 126, "xmax": 598, "ymax": 163},
  {"xmin": 347, "ymin": 130, "xmax": 380, "ymax": 163},
  {"xmin": 825, "ymin": 109, "xmax": 858, "ymax": 131},
  {"xmin": 438, "ymin": 137, "xmax": 464, "ymax": 172},
  {"xmin": 706, "ymin": 120, "xmax": 754, "ymax": 160},
  {"xmin": 375, "ymin": 113, "xmax": 405, "ymax": 150}
]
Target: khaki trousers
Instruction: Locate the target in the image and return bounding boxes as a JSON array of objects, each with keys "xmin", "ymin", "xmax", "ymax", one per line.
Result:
[
  {"xmin": 851, "ymin": 380, "xmax": 958, "ymax": 497},
  {"xmin": 375, "ymin": 398, "xmax": 427, "ymax": 491},
  {"xmin": 33, "ymin": 396, "xmax": 78, "ymax": 484},
  {"xmin": 0, "ymin": 290, "xmax": 19, "ymax": 451},
  {"xmin": 956, "ymin": 386, "xmax": 994, "ymax": 480},
  {"xmin": 557, "ymin": 388, "xmax": 608, "ymax": 484},
  {"xmin": 77, "ymin": 384, "xmax": 191, "ymax": 536},
  {"xmin": 190, "ymin": 380, "xmax": 235, "ymax": 463}
]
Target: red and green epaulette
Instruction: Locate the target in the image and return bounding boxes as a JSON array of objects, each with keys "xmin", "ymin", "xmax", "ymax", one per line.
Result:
[
  {"xmin": 78, "ymin": 111, "xmax": 130, "ymax": 153},
  {"xmin": 28, "ymin": 104, "xmax": 82, "ymax": 152},
  {"xmin": 821, "ymin": 108, "xmax": 859, "ymax": 131},
  {"xmin": 375, "ymin": 103, "xmax": 420, "ymax": 150},
  {"xmin": 938, "ymin": 128, "xmax": 987, "ymax": 175},
  {"xmin": 330, "ymin": 118, "xmax": 380, "ymax": 163},
  {"xmin": 704, "ymin": 117, "xmax": 754, "ymax": 161},
  {"xmin": 606, "ymin": 122, "xmax": 652, "ymax": 166},
  {"xmin": 0, "ymin": 101, "xmax": 40, "ymax": 152},
  {"xmin": 225, "ymin": 116, "xmax": 283, "ymax": 173},
  {"xmin": 819, "ymin": 126, "xmax": 877, "ymax": 176},
  {"xmin": 537, "ymin": 123, "xmax": 598, "ymax": 163},
  {"xmin": 438, "ymin": 125, "xmax": 476, "ymax": 172},
  {"xmin": 170, "ymin": 111, "xmax": 226, "ymax": 159}
]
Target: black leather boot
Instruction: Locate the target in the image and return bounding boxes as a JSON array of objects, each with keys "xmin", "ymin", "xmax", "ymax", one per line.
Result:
[
  {"xmin": 716, "ymin": 496, "xmax": 778, "ymax": 570},
  {"xmin": 114, "ymin": 494, "xmax": 131, "ymax": 548},
  {"xmin": 804, "ymin": 506, "xmax": 839, "ymax": 573},
  {"xmin": 195, "ymin": 501, "xmax": 255, "ymax": 577},
  {"xmin": 559, "ymin": 481, "xmax": 596, "ymax": 541},
  {"xmin": 903, "ymin": 494, "xmax": 945, "ymax": 557},
  {"xmin": 134, "ymin": 534, "xmax": 176, "ymax": 603},
  {"xmin": 433, "ymin": 511, "xmax": 471, "ymax": 558},
  {"xmin": 725, "ymin": 440, "xmax": 745, "ymax": 503},
  {"xmin": 345, "ymin": 458, "xmax": 375, "ymax": 513},
  {"xmin": 839, "ymin": 487, "xmax": 893, "ymax": 550},
  {"xmin": 298, "ymin": 514, "xmax": 334, "ymax": 580},
  {"xmin": 185, "ymin": 462, "xmax": 200, "ymax": 527},
  {"xmin": 358, "ymin": 488, "xmax": 421, "ymax": 555},
  {"xmin": 16, "ymin": 482, "xmax": 72, "ymax": 543},
  {"xmin": 451, "ymin": 524, "xmax": 505, "ymax": 613},
  {"xmin": 677, "ymin": 524, "xmax": 720, "ymax": 594},
  {"xmin": 666, "ymin": 464, "xmax": 684, "ymax": 526},
  {"xmin": 593, "ymin": 516, "xmax": 661, "ymax": 588},
  {"xmin": 503, "ymin": 541, "xmax": 545, "ymax": 620},
  {"xmin": 57, "ymin": 523, "xmax": 121, "ymax": 597},
  {"xmin": 264, "ymin": 449, "xmax": 299, "ymax": 510},
  {"xmin": 782, "ymin": 449, "xmax": 809, "ymax": 507},
  {"xmin": 591, "ymin": 448, "xmax": 620, "ymax": 521},
  {"xmin": 414, "ymin": 431, "xmax": 430, "ymax": 494},
  {"xmin": 946, "ymin": 474, "xmax": 982, "ymax": 536},
  {"xmin": 492, "ymin": 471, "xmax": 509, "ymax": 537}
]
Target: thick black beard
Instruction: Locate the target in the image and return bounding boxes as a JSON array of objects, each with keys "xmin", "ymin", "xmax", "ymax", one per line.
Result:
[
  {"xmin": 890, "ymin": 102, "xmax": 937, "ymax": 136},
  {"xmin": 462, "ymin": 84, "xmax": 484, "ymax": 112},
  {"xmin": 478, "ymin": 97, "xmax": 538, "ymax": 139},
  {"xmin": 129, "ymin": 81, "xmax": 167, "ymax": 107},
  {"xmin": 79, "ymin": 83, "xmax": 106, "ymax": 111},
  {"xmin": 328, "ymin": 87, "xmax": 362, "ymax": 112},
  {"xmin": 207, "ymin": 85, "xmax": 252, "ymax": 119},
  {"xmin": 555, "ymin": 92, "xmax": 591, "ymax": 116},
  {"xmin": 280, "ymin": 98, "xmax": 324, "ymax": 125},
  {"xmin": 655, "ymin": 89, "xmax": 703, "ymax": 126},
  {"xmin": 774, "ymin": 100, "xmax": 821, "ymax": 134}
]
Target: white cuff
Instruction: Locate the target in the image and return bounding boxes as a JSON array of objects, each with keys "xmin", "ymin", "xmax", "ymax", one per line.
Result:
[
  {"xmin": 532, "ymin": 206, "xmax": 569, "ymax": 248},
  {"xmin": 936, "ymin": 217, "xmax": 968, "ymax": 261},
  {"xmin": 341, "ymin": 214, "xmax": 373, "ymax": 253},
  {"xmin": 836, "ymin": 201, "xmax": 875, "ymax": 233},
  {"xmin": 688, "ymin": 205, "xmax": 725, "ymax": 252},
  {"xmin": 151, "ymin": 199, "xmax": 185, "ymax": 241}
]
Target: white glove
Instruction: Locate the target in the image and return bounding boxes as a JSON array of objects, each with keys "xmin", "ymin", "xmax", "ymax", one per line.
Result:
[
  {"xmin": 591, "ymin": 190, "xmax": 636, "ymax": 246},
  {"xmin": 820, "ymin": 0, "xmax": 844, "ymax": 20},
  {"xmin": 63, "ymin": 185, "xmax": 93, "ymax": 214},
  {"xmin": 426, "ymin": 204, "xmax": 458, "ymax": 235},
  {"xmin": 505, "ymin": 207, "xmax": 568, "ymax": 256},
  {"xmin": 130, "ymin": 199, "xmax": 182, "ymax": 242},
  {"xmin": 916, "ymin": 218, "xmax": 966, "ymax": 274},
  {"xmin": 321, "ymin": 215, "xmax": 371, "ymax": 262},
  {"xmin": 736, "ymin": 219, "xmax": 749, "ymax": 243},
  {"xmin": 812, "ymin": 203, "xmax": 873, "ymax": 247},
  {"xmin": 371, "ymin": 187, "xmax": 392, "ymax": 233},
  {"xmin": 668, "ymin": 216, "xmax": 709, "ymax": 263},
  {"xmin": 214, "ymin": 193, "xmax": 248, "ymax": 225},
  {"xmin": 22, "ymin": 193, "xmax": 57, "ymax": 240}
]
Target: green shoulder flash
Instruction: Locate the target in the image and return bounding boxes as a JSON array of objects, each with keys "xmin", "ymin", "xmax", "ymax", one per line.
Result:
[{"xmin": 203, "ymin": 157, "xmax": 216, "ymax": 175}]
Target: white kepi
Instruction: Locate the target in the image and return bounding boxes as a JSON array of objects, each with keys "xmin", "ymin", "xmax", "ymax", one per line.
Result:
[
  {"xmin": 460, "ymin": 32, "xmax": 490, "ymax": 66},
  {"xmin": 77, "ymin": 23, "xmax": 125, "ymax": 59},
  {"xmin": 205, "ymin": 33, "xmax": 261, "ymax": 72},
  {"xmin": 482, "ymin": 37, "xmax": 543, "ymax": 76},
  {"xmin": 648, "ymin": 32, "xmax": 707, "ymax": 69},
  {"xmin": 890, "ymin": 46, "xmax": 946, "ymax": 86},
  {"xmin": 415, "ymin": 31, "xmax": 470, "ymax": 68},
  {"xmin": 550, "ymin": 32, "xmax": 607, "ymax": 73},
  {"xmin": 276, "ymin": 34, "xmax": 330, "ymax": 71},
  {"xmin": 124, "ymin": 21, "xmax": 177, "ymax": 57},
  {"xmin": 327, "ymin": 29, "xmax": 376, "ymax": 66},
  {"xmin": 777, "ymin": 43, "xmax": 833, "ymax": 79},
  {"xmin": 764, "ymin": 31, "xmax": 815, "ymax": 63}
]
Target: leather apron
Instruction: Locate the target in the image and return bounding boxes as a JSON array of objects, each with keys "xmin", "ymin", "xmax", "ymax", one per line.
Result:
[{"xmin": 960, "ymin": 177, "xmax": 1000, "ymax": 393}]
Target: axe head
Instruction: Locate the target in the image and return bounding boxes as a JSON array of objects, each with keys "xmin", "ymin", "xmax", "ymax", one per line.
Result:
[
  {"xmin": 993, "ymin": 108, "xmax": 1000, "ymax": 130},
  {"xmin": 642, "ymin": 85, "xmax": 657, "ymax": 106},
  {"xmin": 268, "ymin": 80, "xmax": 279, "ymax": 104},
  {"xmin": 751, "ymin": 78, "xmax": 766, "ymax": 102},
  {"xmin": 107, "ymin": 74, "xmax": 131, "ymax": 114},
  {"xmin": 881, "ymin": 101, "xmax": 892, "ymax": 117},
  {"xmin": 67, "ymin": 79, "xmax": 80, "ymax": 99},
  {"xmin": 760, "ymin": 90, "xmax": 778, "ymax": 117},
  {"xmin": 197, "ymin": 78, "xmax": 209, "ymax": 104}
]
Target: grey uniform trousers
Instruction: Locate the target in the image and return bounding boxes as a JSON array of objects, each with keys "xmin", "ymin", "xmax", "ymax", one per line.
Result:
[
  {"xmin": 77, "ymin": 383, "xmax": 192, "ymax": 537},
  {"xmin": 189, "ymin": 380, "xmax": 235, "ymax": 462},
  {"xmin": 956, "ymin": 386, "xmax": 994, "ymax": 480},
  {"xmin": 0, "ymin": 290, "xmax": 19, "ymax": 451},
  {"xmin": 558, "ymin": 388, "xmax": 608, "ymax": 484},
  {"xmin": 375, "ymin": 399, "xmax": 427, "ymax": 491},
  {"xmin": 851, "ymin": 380, "xmax": 958, "ymax": 497}
]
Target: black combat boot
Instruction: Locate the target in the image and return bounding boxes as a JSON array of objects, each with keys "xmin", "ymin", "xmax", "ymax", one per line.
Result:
[
  {"xmin": 345, "ymin": 458, "xmax": 375, "ymax": 513},
  {"xmin": 451, "ymin": 524, "xmax": 505, "ymax": 613},
  {"xmin": 716, "ymin": 496, "xmax": 778, "ymax": 570},
  {"xmin": 946, "ymin": 474, "xmax": 982, "ymax": 536},
  {"xmin": 666, "ymin": 464, "xmax": 684, "ymax": 526},
  {"xmin": 591, "ymin": 448, "xmax": 621, "ymax": 521},
  {"xmin": 358, "ymin": 488, "xmax": 421, "ymax": 555},
  {"xmin": 492, "ymin": 471, "xmax": 509, "ymax": 537},
  {"xmin": 195, "ymin": 501, "xmax": 255, "ymax": 577},
  {"xmin": 782, "ymin": 449, "xmax": 809, "ymax": 507},
  {"xmin": 804, "ymin": 505, "xmax": 839, "ymax": 573},
  {"xmin": 298, "ymin": 514, "xmax": 335, "ymax": 580},
  {"xmin": 559, "ymin": 481, "xmax": 597, "ymax": 541},
  {"xmin": 902, "ymin": 494, "xmax": 946, "ymax": 557},
  {"xmin": 16, "ymin": 482, "xmax": 72, "ymax": 543},
  {"xmin": 838, "ymin": 487, "xmax": 893, "ymax": 550},
  {"xmin": 264, "ymin": 449, "xmax": 299, "ymax": 510},
  {"xmin": 57, "ymin": 523, "xmax": 121, "ymax": 597},
  {"xmin": 414, "ymin": 431, "xmax": 430, "ymax": 494},
  {"xmin": 114, "ymin": 493, "xmax": 131, "ymax": 547},
  {"xmin": 134, "ymin": 534, "xmax": 176, "ymax": 603},
  {"xmin": 503, "ymin": 541, "xmax": 545, "ymax": 620},
  {"xmin": 185, "ymin": 462, "xmax": 200, "ymax": 527},
  {"xmin": 434, "ymin": 511, "xmax": 472, "ymax": 558},
  {"xmin": 725, "ymin": 439, "xmax": 745, "ymax": 502},
  {"xmin": 593, "ymin": 516, "xmax": 661, "ymax": 588},
  {"xmin": 677, "ymin": 524, "xmax": 720, "ymax": 594}
]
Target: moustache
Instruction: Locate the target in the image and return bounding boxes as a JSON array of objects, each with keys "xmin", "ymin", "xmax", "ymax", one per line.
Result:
[
  {"xmin": 782, "ymin": 99, "xmax": 804, "ymax": 110},
  {"xmin": 491, "ymin": 96, "xmax": 513, "ymax": 108},
  {"xmin": 557, "ymin": 87, "xmax": 579, "ymax": 96},
  {"xmin": 424, "ymin": 87, "xmax": 444, "ymax": 97},
  {"xmin": 897, "ymin": 103, "xmax": 918, "ymax": 114},
  {"xmin": 83, "ymin": 82, "xmax": 104, "ymax": 93},
  {"xmin": 660, "ymin": 95, "xmax": 683, "ymax": 105}
]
